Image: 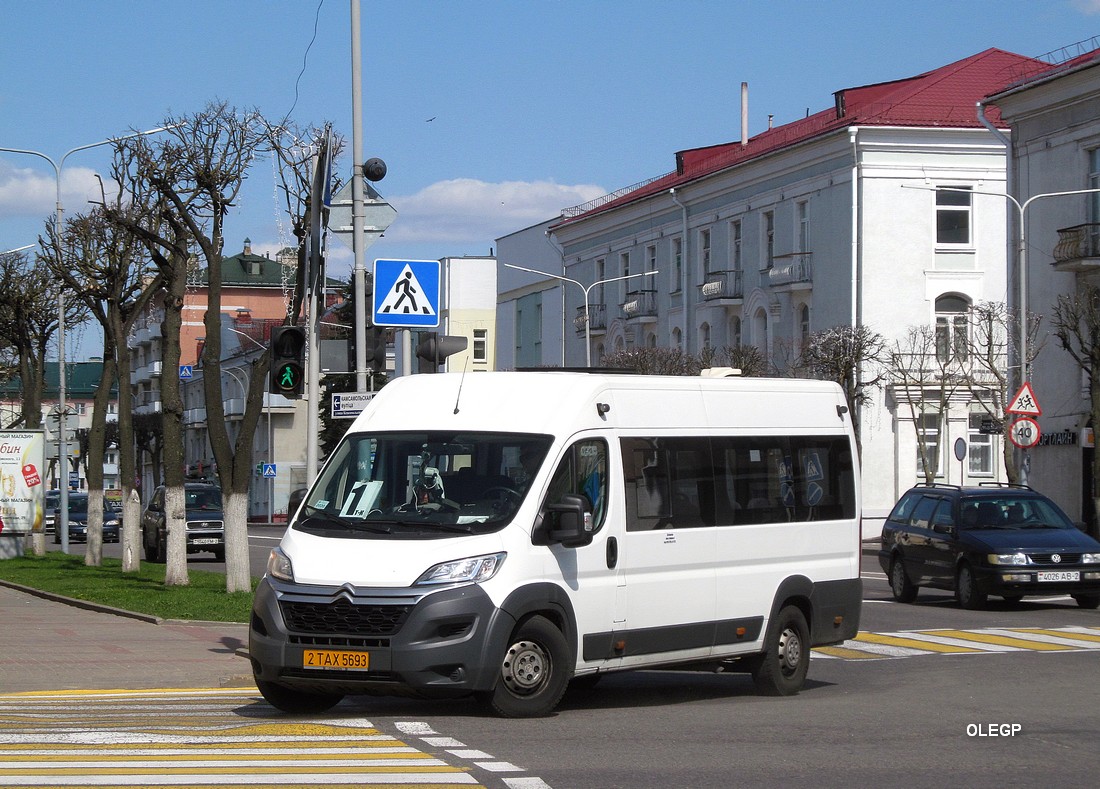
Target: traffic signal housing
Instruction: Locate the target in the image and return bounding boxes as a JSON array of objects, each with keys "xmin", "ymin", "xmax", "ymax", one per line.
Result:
[
  {"xmin": 415, "ymin": 332, "xmax": 467, "ymax": 373},
  {"xmin": 270, "ymin": 325, "xmax": 306, "ymax": 397}
]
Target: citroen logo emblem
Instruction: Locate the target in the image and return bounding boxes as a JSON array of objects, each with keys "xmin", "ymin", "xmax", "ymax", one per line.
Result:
[{"xmin": 1052, "ymin": 554, "xmax": 1062, "ymax": 564}]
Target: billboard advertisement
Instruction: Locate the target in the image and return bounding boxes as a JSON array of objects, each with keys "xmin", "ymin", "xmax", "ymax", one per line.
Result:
[{"xmin": 0, "ymin": 431, "xmax": 47, "ymax": 535}]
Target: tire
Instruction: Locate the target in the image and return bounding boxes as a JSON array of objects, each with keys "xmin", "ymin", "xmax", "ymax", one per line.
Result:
[
  {"xmin": 144, "ymin": 530, "xmax": 160, "ymax": 562},
  {"xmin": 889, "ymin": 557, "xmax": 918, "ymax": 603},
  {"xmin": 212, "ymin": 547, "xmax": 225, "ymax": 562},
  {"xmin": 1001, "ymin": 594, "xmax": 1024, "ymax": 605},
  {"xmin": 752, "ymin": 605, "xmax": 810, "ymax": 696},
  {"xmin": 255, "ymin": 678, "xmax": 344, "ymax": 714},
  {"xmin": 1072, "ymin": 593, "xmax": 1100, "ymax": 609},
  {"xmin": 956, "ymin": 564, "xmax": 987, "ymax": 610},
  {"xmin": 155, "ymin": 533, "xmax": 167, "ymax": 564},
  {"xmin": 480, "ymin": 615, "xmax": 571, "ymax": 718}
]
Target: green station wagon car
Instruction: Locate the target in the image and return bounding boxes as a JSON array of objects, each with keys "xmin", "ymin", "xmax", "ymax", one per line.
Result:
[{"xmin": 879, "ymin": 483, "xmax": 1100, "ymax": 609}]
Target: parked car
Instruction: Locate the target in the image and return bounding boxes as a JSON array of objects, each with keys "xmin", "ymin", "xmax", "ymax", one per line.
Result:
[
  {"xmin": 43, "ymin": 490, "xmax": 61, "ymax": 534},
  {"xmin": 879, "ymin": 483, "xmax": 1100, "ymax": 609},
  {"xmin": 52, "ymin": 493, "xmax": 121, "ymax": 544},
  {"xmin": 141, "ymin": 483, "xmax": 225, "ymax": 562}
]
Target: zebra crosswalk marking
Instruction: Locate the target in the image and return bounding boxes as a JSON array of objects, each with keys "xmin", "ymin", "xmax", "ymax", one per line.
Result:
[{"xmin": 813, "ymin": 625, "xmax": 1100, "ymax": 661}]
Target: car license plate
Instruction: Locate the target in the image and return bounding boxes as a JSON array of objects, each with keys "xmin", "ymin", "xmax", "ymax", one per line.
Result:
[
  {"xmin": 303, "ymin": 649, "xmax": 370, "ymax": 670},
  {"xmin": 191, "ymin": 537, "xmax": 219, "ymax": 545},
  {"xmin": 1038, "ymin": 571, "xmax": 1080, "ymax": 582}
]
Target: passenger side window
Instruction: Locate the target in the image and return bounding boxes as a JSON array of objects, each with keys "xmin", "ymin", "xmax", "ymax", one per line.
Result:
[
  {"xmin": 544, "ymin": 439, "xmax": 608, "ymax": 532},
  {"xmin": 908, "ymin": 496, "xmax": 939, "ymax": 529}
]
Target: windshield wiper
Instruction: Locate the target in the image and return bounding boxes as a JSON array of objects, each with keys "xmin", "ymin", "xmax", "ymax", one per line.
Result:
[{"xmin": 298, "ymin": 507, "xmax": 392, "ymax": 534}]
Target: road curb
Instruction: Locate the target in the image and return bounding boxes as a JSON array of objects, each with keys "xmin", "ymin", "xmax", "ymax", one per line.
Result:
[{"xmin": 0, "ymin": 578, "xmax": 164, "ymax": 624}]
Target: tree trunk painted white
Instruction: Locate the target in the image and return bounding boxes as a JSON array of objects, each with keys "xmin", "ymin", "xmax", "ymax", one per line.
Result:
[
  {"xmin": 223, "ymin": 490, "xmax": 251, "ymax": 593},
  {"xmin": 85, "ymin": 487, "xmax": 104, "ymax": 567},
  {"xmin": 163, "ymin": 484, "xmax": 190, "ymax": 586},
  {"xmin": 122, "ymin": 489, "xmax": 142, "ymax": 570}
]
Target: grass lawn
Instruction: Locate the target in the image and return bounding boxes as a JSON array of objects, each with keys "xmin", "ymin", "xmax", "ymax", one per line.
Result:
[{"xmin": 0, "ymin": 551, "xmax": 254, "ymax": 622}]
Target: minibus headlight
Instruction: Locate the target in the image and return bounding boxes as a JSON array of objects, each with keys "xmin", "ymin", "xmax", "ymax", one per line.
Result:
[
  {"xmin": 267, "ymin": 547, "xmax": 294, "ymax": 582},
  {"xmin": 415, "ymin": 552, "xmax": 506, "ymax": 586},
  {"xmin": 988, "ymin": 552, "xmax": 1028, "ymax": 566}
]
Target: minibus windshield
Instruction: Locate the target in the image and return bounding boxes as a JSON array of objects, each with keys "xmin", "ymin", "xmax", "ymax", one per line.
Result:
[{"xmin": 296, "ymin": 431, "xmax": 553, "ymax": 537}]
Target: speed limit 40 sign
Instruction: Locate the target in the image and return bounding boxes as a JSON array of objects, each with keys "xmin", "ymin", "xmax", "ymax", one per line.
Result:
[{"xmin": 1009, "ymin": 417, "xmax": 1041, "ymax": 449}]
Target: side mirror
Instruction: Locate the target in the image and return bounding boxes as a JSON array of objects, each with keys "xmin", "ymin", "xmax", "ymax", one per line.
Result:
[
  {"xmin": 932, "ymin": 522, "xmax": 955, "ymax": 536},
  {"xmin": 546, "ymin": 493, "xmax": 594, "ymax": 547}
]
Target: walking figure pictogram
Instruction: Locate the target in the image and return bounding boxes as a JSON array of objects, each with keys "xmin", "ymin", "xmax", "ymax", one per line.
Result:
[{"xmin": 388, "ymin": 272, "xmax": 419, "ymax": 313}]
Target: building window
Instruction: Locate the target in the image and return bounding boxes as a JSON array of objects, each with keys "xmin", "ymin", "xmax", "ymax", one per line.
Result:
[
  {"xmin": 700, "ymin": 228, "xmax": 711, "ymax": 278},
  {"xmin": 917, "ymin": 408, "xmax": 942, "ymax": 477},
  {"xmin": 799, "ymin": 304, "xmax": 810, "ymax": 348},
  {"xmin": 936, "ymin": 187, "xmax": 971, "ymax": 245},
  {"xmin": 472, "ymin": 329, "xmax": 487, "ymax": 363},
  {"xmin": 672, "ymin": 327, "xmax": 682, "ymax": 350},
  {"xmin": 935, "ymin": 294, "xmax": 970, "ymax": 363},
  {"xmin": 763, "ymin": 211, "xmax": 775, "ymax": 268},
  {"xmin": 1089, "ymin": 149, "xmax": 1100, "ymax": 250},
  {"xmin": 701, "ymin": 322, "xmax": 711, "ymax": 351},
  {"xmin": 730, "ymin": 219, "xmax": 742, "ymax": 272},
  {"xmin": 620, "ymin": 251, "xmax": 630, "ymax": 303},
  {"xmin": 731, "ymin": 316, "xmax": 742, "ymax": 347},
  {"xmin": 968, "ymin": 412, "xmax": 993, "ymax": 476},
  {"xmin": 646, "ymin": 244, "xmax": 657, "ymax": 278},
  {"xmin": 595, "ymin": 258, "xmax": 605, "ymax": 304},
  {"xmin": 797, "ymin": 200, "xmax": 809, "ymax": 253},
  {"xmin": 671, "ymin": 237, "xmax": 682, "ymax": 292}
]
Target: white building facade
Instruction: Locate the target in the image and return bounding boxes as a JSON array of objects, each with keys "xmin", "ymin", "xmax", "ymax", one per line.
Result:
[{"xmin": 503, "ymin": 49, "xmax": 1061, "ymax": 533}]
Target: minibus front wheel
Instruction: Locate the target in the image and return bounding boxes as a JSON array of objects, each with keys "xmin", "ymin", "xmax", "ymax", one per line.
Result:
[
  {"xmin": 752, "ymin": 605, "xmax": 810, "ymax": 696},
  {"xmin": 480, "ymin": 615, "xmax": 571, "ymax": 718}
]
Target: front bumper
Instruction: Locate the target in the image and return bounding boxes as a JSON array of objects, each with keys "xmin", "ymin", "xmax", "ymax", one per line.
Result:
[
  {"xmin": 249, "ymin": 577, "xmax": 513, "ymax": 698},
  {"xmin": 973, "ymin": 565, "xmax": 1100, "ymax": 596}
]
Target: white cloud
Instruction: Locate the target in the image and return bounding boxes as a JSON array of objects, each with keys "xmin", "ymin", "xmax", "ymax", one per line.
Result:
[
  {"xmin": 1072, "ymin": 0, "xmax": 1100, "ymax": 14},
  {"xmin": 0, "ymin": 160, "xmax": 105, "ymax": 221},
  {"xmin": 382, "ymin": 178, "xmax": 607, "ymax": 244}
]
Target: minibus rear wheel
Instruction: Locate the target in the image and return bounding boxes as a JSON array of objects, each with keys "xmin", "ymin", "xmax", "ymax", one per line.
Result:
[
  {"xmin": 255, "ymin": 679, "xmax": 344, "ymax": 714},
  {"xmin": 481, "ymin": 615, "xmax": 571, "ymax": 718},
  {"xmin": 752, "ymin": 605, "xmax": 809, "ymax": 696}
]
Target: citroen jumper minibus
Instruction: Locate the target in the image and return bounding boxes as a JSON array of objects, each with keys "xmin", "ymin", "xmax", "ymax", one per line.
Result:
[{"xmin": 249, "ymin": 370, "xmax": 862, "ymax": 717}]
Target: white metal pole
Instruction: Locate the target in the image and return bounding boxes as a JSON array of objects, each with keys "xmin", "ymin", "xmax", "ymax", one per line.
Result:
[{"xmin": 351, "ymin": 0, "xmax": 369, "ymax": 392}]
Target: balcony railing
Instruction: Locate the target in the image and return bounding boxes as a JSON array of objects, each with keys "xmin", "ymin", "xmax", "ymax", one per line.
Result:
[
  {"xmin": 1053, "ymin": 223, "xmax": 1100, "ymax": 271},
  {"xmin": 622, "ymin": 289, "xmax": 658, "ymax": 320},
  {"xmin": 700, "ymin": 270, "xmax": 744, "ymax": 301},
  {"xmin": 767, "ymin": 256, "xmax": 813, "ymax": 287},
  {"xmin": 574, "ymin": 303, "xmax": 607, "ymax": 334}
]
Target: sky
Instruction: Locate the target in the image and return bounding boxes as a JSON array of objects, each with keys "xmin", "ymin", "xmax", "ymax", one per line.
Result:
[{"xmin": 2, "ymin": 0, "xmax": 1100, "ymax": 359}]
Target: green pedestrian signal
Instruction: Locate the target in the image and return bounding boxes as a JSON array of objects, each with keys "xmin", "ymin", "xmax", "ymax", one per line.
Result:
[{"xmin": 269, "ymin": 326, "xmax": 306, "ymax": 397}]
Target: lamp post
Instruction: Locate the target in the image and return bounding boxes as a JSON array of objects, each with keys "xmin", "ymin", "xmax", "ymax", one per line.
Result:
[
  {"xmin": 504, "ymin": 264, "xmax": 659, "ymax": 367},
  {"xmin": 1, "ymin": 125, "xmax": 176, "ymax": 553}
]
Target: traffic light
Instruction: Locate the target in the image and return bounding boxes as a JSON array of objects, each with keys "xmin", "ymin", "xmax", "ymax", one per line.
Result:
[
  {"xmin": 347, "ymin": 326, "xmax": 388, "ymax": 372},
  {"xmin": 270, "ymin": 326, "xmax": 306, "ymax": 397},
  {"xmin": 415, "ymin": 332, "xmax": 468, "ymax": 373}
]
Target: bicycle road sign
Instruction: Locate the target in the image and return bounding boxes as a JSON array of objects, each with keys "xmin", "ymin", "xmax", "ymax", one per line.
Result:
[{"xmin": 373, "ymin": 259, "xmax": 440, "ymax": 328}]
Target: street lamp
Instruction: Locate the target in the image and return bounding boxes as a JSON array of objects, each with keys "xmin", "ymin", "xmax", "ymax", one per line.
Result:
[
  {"xmin": 1, "ymin": 125, "xmax": 177, "ymax": 553},
  {"xmin": 505, "ymin": 264, "xmax": 659, "ymax": 367}
]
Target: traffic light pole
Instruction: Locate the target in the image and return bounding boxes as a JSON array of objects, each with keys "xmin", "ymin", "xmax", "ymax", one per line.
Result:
[{"xmin": 351, "ymin": 0, "xmax": 369, "ymax": 393}]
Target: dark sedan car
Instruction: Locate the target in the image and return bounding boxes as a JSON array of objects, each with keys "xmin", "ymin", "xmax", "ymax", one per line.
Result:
[
  {"xmin": 141, "ymin": 483, "xmax": 224, "ymax": 562},
  {"xmin": 52, "ymin": 493, "xmax": 121, "ymax": 544},
  {"xmin": 880, "ymin": 483, "xmax": 1100, "ymax": 609}
]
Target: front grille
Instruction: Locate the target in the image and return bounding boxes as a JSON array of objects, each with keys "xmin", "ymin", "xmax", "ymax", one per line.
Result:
[
  {"xmin": 187, "ymin": 520, "xmax": 222, "ymax": 531},
  {"xmin": 1031, "ymin": 553, "xmax": 1084, "ymax": 564},
  {"xmin": 280, "ymin": 598, "xmax": 411, "ymax": 636}
]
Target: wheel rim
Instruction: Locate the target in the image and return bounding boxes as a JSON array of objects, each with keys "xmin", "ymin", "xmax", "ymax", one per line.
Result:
[
  {"xmin": 501, "ymin": 638, "xmax": 550, "ymax": 696},
  {"xmin": 891, "ymin": 562, "xmax": 904, "ymax": 595},
  {"xmin": 777, "ymin": 626, "xmax": 803, "ymax": 677}
]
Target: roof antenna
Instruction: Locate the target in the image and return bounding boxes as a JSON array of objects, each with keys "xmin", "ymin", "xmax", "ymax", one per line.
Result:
[{"xmin": 453, "ymin": 358, "xmax": 469, "ymax": 414}]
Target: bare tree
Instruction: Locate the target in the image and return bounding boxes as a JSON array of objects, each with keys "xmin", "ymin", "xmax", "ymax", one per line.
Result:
[
  {"xmin": 888, "ymin": 325, "xmax": 966, "ymax": 485},
  {"xmin": 46, "ymin": 205, "xmax": 163, "ymax": 568},
  {"xmin": 1051, "ymin": 284, "xmax": 1100, "ymax": 539},
  {"xmin": 0, "ymin": 250, "xmax": 87, "ymax": 434},
  {"xmin": 797, "ymin": 324, "xmax": 887, "ymax": 456},
  {"xmin": 958, "ymin": 301, "xmax": 1041, "ymax": 484}
]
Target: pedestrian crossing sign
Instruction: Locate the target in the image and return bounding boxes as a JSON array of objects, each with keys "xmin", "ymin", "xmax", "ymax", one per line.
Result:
[{"xmin": 372, "ymin": 259, "xmax": 440, "ymax": 328}]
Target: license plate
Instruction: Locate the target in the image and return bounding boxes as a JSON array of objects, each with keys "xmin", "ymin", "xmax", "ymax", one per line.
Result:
[
  {"xmin": 191, "ymin": 538, "xmax": 220, "ymax": 545},
  {"xmin": 1038, "ymin": 571, "xmax": 1080, "ymax": 582},
  {"xmin": 303, "ymin": 649, "xmax": 370, "ymax": 670}
]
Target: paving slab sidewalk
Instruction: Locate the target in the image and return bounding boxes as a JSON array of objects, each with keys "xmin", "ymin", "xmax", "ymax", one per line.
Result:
[{"xmin": 0, "ymin": 581, "xmax": 253, "ymax": 694}]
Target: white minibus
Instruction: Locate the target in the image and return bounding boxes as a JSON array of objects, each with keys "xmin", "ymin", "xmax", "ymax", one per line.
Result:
[{"xmin": 249, "ymin": 370, "xmax": 862, "ymax": 717}]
